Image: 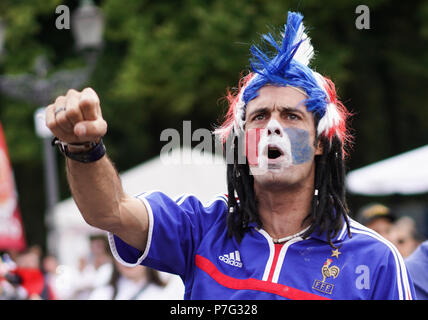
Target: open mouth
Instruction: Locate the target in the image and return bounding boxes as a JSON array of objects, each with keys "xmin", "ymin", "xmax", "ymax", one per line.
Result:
[
  {"xmin": 267, "ymin": 145, "xmax": 284, "ymax": 160},
  {"xmin": 252, "ymin": 141, "xmax": 292, "ymax": 172}
]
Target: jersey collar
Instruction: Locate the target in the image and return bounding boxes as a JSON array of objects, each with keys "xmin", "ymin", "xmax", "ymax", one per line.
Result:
[
  {"xmin": 248, "ymin": 216, "xmax": 350, "ymax": 245},
  {"xmin": 307, "ymin": 218, "xmax": 350, "ymax": 244}
]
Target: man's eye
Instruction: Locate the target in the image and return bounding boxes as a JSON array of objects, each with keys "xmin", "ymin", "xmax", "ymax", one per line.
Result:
[
  {"xmin": 254, "ymin": 114, "xmax": 265, "ymax": 121},
  {"xmin": 287, "ymin": 113, "xmax": 300, "ymax": 120}
]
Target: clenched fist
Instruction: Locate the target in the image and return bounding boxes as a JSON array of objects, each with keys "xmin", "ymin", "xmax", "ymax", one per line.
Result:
[{"xmin": 45, "ymin": 87, "xmax": 107, "ymax": 146}]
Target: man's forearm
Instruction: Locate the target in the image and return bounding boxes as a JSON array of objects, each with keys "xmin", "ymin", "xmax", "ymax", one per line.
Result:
[
  {"xmin": 46, "ymin": 88, "xmax": 149, "ymax": 251},
  {"xmin": 66, "ymin": 155, "xmax": 124, "ymax": 230}
]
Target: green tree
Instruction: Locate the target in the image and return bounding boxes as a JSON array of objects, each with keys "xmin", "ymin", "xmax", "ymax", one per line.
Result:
[{"xmin": 0, "ymin": 0, "xmax": 427, "ymax": 251}]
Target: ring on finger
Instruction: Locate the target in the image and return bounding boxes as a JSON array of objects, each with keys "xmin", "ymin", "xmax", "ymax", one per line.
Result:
[{"xmin": 55, "ymin": 106, "xmax": 66, "ymax": 117}]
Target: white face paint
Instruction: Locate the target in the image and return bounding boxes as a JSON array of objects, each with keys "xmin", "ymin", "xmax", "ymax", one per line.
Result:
[{"xmin": 256, "ymin": 119, "xmax": 292, "ymax": 172}]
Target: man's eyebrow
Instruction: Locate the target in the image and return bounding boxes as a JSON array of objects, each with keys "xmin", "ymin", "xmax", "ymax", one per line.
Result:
[
  {"xmin": 248, "ymin": 105, "xmax": 306, "ymax": 118},
  {"xmin": 247, "ymin": 107, "xmax": 270, "ymax": 118},
  {"xmin": 277, "ymin": 105, "xmax": 306, "ymax": 115}
]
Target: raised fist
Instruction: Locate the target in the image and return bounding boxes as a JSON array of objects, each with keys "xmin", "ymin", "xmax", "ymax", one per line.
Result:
[{"xmin": 45, "ymin": 87, "xmax": 107, "ymax": 145}]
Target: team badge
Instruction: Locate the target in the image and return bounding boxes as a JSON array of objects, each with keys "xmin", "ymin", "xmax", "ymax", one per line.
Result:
[{"xmin": 312, "ymin": 258, "xmax": 340, "ymax": 295}]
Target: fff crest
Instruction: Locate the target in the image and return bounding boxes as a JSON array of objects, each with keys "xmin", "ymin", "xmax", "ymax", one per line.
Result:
[{"xmin": 312, "ymin": 258, "xmax": 340, "ymax": 295}]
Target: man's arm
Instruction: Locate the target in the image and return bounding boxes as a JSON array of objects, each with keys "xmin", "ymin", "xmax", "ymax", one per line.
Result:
[{"xmin": 46, "ymin": 88, "xmax": 148, "ymax": 251}]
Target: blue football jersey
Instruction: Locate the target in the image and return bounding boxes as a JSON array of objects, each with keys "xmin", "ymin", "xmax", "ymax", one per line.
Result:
[{"xmin": 108, "ymin": 191, "xmax": 414, "ymax": 300}]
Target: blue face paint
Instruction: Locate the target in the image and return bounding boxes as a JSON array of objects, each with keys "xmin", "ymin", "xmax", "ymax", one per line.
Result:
[{"xmin": 284, "ymin": 127, "xmax": 314, "ymax": 164}]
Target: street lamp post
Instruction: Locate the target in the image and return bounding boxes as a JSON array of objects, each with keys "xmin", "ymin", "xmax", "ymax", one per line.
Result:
[
  {"xmin": 0, "ymin": 1, "xmax": 104, "ymax": 255},
  {"xmin": 72, "ymin": 0, "xmax": 104, "ymax": 51},
  {"xmin": 0, "ymin": 18, "xmax": 6, "ymax": 58},
  {"xmin": 34, "ymin": 106, "xmax": 60, "ymax": 241}
]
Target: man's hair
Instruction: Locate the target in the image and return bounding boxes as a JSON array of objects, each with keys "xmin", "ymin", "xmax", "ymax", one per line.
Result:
[{"xmin": 215, "ymin": 12, "xmax": 353, "ymax": 248}]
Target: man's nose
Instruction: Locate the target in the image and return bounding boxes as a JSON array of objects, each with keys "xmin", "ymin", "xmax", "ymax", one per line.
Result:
[{"xmin": 266, "ymin": 119, "xmax": 283, "ymax": 137}]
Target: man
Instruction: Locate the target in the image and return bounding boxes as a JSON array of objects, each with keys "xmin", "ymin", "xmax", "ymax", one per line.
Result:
[
  {"xmin": 389, "ymin": 216, "xmax": 422, "ymax": 258},
  {"xmin": 356, "ymin": 203, "xmax": 396, "ymax": 239},
  {"xmin": 46, "ymin": 12, "xmax": 414, "ymax": 299}
]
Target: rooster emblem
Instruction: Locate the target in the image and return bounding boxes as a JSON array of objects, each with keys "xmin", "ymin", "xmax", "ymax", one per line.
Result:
[
  {"xmin": 321, "ymin": 258, "xmax": 340, "ymax": 282},
  {"xmin": 312, "ymin": 258, "xmax": 341, "ymax": 294}
]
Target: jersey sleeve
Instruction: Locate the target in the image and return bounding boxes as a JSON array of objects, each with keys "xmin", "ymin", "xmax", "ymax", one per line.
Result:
[
  {"xmin": 370, "ymin": 244, "xmax": 415, "ymax": 300},
  {"xmin": 108, "ymin": 191, "xmax": 227, "ymax": 279}
]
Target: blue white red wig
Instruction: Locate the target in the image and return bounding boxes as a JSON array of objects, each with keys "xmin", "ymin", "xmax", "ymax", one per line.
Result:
[{"xmin": 215, "ymin": 11, "xmax": 351, "ymax": 155}]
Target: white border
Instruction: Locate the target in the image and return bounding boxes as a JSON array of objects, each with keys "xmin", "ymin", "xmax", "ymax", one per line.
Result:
[{"xmin": 108, "ymin": 195, "xmax": 155, "ymax": 268}]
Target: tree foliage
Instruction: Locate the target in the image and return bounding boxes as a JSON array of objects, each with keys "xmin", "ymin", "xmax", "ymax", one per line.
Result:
[{"xmin": 0, "ymin": 0, "xmax": 426, "ymax": 250}]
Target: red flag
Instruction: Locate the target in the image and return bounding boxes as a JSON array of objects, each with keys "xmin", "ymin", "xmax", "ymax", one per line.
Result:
[{"xmin": 0, "ymin": 122, "xmax": 26, "ymax": 251}]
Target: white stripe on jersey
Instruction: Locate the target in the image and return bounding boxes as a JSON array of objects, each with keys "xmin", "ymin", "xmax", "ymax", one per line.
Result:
[
  {"xmin": 257, "ymin": 229, "xmax": 275, "ymax": 281},
  {"xmin": 176, "ymin": 193, "xmax": 197, "ymax": 205},
  {"xmin": 337, "ymin": 219, "xmax": 349, "ymax": 241},
  {"xmin": 174, "ymin": 193, "xmax": 228, "ymax": 207},
  {"xmin": 203, "ymin": 194, "xmax": 228, "ymax": 207},
  {"xmin": 349, "ymin": 219, "xmax": 413, "ymax": 300}
]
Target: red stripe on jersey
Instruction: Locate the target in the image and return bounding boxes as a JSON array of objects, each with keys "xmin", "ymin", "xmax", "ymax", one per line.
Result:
[
  {"xmin": 195, "ymin": 254, "xmax": 330, "ymax": 300},
  {"xmin": 267, "ymin": 243, "xmax": 284, "ymax": 282}
]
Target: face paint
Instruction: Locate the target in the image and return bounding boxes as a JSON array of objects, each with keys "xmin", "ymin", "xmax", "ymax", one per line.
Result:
[
  {"xmin": 245, "ymin": 120, "xmax": 314, "ymax": 169},
  {"xmin": 245, "ymin": 127, "xmax": 262, "ymax": 166},
  {"xmin": 283, "ymin": 127, "xmax": 314, "ymax": 164}
]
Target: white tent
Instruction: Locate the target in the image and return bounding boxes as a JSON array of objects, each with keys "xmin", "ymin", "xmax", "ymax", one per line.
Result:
[
  {"xmin": 50, "ymin": 147, "xmax": 227, "ymax": 268},
  {"xmin": 346, "ymin": 144, "xmax": 428, "ymax": 196}
]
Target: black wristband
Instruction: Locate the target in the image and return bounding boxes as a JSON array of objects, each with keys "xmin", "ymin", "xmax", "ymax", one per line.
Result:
[{"xmin": 52, "ymin": 137, "xmax": 106, "ymax": 163}]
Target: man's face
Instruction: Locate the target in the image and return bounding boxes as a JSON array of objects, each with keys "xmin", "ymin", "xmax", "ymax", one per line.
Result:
[
  {"xmin": 366, "ymin": 218, "xmax": 393, "ymax": 239},
  {"xmin": 244, "ymin": 85, "xmax": 322, "ymax": 190}
]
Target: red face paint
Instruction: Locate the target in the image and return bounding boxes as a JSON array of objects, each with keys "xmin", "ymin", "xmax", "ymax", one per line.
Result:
[{"xmin": 245, "ymin": 128, "xmax": 264, "ymax": 166}]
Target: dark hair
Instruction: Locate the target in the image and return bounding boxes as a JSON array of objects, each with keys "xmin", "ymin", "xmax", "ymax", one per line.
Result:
[
  {"xmin": 110, "ymin": 265, "xmax": 166, "ymax": 299},
  {"xmin": 147, "ymin": 268, "xmax": 167, "ymax": 287},
  {"xmin": 225, "ymin": 130, "xmax": 351, "ymax": 249}
]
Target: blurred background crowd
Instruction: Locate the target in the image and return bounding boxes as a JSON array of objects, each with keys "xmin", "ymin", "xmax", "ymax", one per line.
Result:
[
  {"xmin": 0, "ymin": 0, "xmax": 426, "ymax": 300},
  {"xmin": 0, "ymin": 235, "xmax": 184, "ymax": 300}
]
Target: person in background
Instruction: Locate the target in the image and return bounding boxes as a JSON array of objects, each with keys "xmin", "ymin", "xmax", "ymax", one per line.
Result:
[
  {"xmin": 1, "ymin": 247, "xmax": 55, "ymax": 299},
  {"xmin": 389, "ymin": 216, "xmax": 423, "ymax": 258},
  {"xmin": 71, "ymin": 234, "xmax": 113, "ymax": 299},
  {"xmin": 41, "ymin": 254, "xmax": 65, "ymax": 300},
  {"xmin": 0, "ymin": 252, "xmax": 20, "ymax": 299},
  {"xmin": 89, "ymin": 259, "xmax": 167, "ymax": 300},
  {"xmin": 406, "ymin": 240, "xmax": 428, "ymax": 300},
  {"xmin": 356, "ymin": 203, "xmax": 396, "ymax": 239}
]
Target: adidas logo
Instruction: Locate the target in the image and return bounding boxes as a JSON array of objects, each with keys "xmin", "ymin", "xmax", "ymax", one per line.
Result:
[{"xmin": 219, "ymin": 250, "xmax": 243, "ymax": 268}]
